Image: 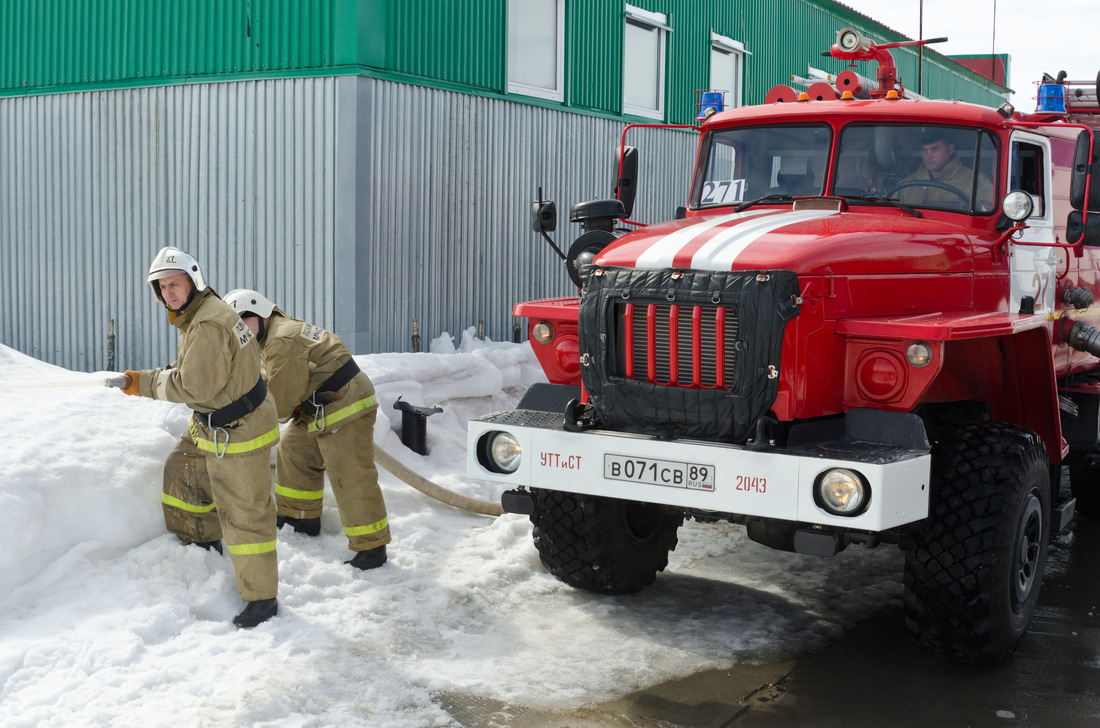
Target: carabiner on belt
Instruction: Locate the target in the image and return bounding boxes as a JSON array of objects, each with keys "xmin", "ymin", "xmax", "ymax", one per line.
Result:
[{"xmin": 206, "ymin": 412, "xmax": 231, "ymax": 458}]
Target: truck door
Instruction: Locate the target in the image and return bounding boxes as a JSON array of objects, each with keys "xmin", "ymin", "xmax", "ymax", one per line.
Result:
[{"xmin": 1008, "ymin": 131, "xmax": 1065, "ymax": 317}]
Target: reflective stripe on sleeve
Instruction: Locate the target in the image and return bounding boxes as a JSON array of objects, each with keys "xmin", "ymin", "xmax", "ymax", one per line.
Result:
[
  {"xmin": 307, "ymin": 394, "xmax": 377, "ymax": 433},
  {"xmin": 189, "ymin": 422, "xmax": 280, "ymax": 455},
  {"xmin": 162, "ymin": 492, "xmax": 217, "ymax": 513},
  {"xmin": 345, "ymin": 517, "xmax": 388, "ymax": 537},
  {"xmin": 227, "ymin": 540, "xmax": 277, "ymax": 556},
  {"xmin": 275, "ymin": 484, "xmax": 324, "ymax": 501}
]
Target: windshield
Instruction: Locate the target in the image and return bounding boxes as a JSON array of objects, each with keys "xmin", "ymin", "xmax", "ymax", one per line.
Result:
[
  {"xmin": 691, "ymin": 125, "xmax": 831, "ymax": 208},
  {"xmin": 835, "ymin": 124, "xmax": 998, "ymax": 214}
]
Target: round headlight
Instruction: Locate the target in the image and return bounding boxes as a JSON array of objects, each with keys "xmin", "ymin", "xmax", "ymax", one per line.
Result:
[
  {"xmin": 532, "ymin": 322, "xmax": 554, "ymax": 345},
  {"xmin": 1002, "ymin": 190, "xmax": 1034, "ymax": 222},
  {"xmin": 817, "ymin": 468, "xmax": 868, "ymax": 515},
  {"xmin": 906, "ymin": 341, "xmax": 933, "ymax": 367},
  {"xmin": 489, "ymin": 432, "xmax": 522, "ymax": 473}
]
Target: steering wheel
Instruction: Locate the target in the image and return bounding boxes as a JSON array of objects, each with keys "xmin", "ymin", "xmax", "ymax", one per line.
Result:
[{"xmin": 886, "ymin": 179, "xmax": 969, "ymax": 204}]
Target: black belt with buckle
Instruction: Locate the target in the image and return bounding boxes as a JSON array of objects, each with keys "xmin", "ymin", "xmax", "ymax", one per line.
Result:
[
  {"xmin": 299, "ymin": 358, "xmax": 360, "ymax": 414},
  {"xmin": 194, "ymin": 376, "xmax": 267, "ymax": 428}
]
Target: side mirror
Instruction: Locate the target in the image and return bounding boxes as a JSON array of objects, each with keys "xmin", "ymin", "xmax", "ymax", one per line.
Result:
[
  {"xmin": 531, "ymin": 199, "xmax": 557, "ymax": 233},
  {"xmin": 615, "ymin": 146, "xmax": 639, "ymax": 219},
  {"xmin": 1067, "ymin": 210, "xmax": 1100, "ymax": 246},
  {"xmin": 1070, "ymin": 130, "xmax": 1100, "ymax": 211}
]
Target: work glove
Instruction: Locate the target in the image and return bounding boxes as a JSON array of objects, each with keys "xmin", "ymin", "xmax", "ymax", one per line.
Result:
[{"xmin": 121, "ymin": 370, "xmax": 142, "ymax": 397}]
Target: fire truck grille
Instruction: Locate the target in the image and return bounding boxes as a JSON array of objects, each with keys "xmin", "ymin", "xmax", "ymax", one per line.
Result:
[{"xmin": 613, "ymin": 303, "xmax": 739, "ymax": 388}]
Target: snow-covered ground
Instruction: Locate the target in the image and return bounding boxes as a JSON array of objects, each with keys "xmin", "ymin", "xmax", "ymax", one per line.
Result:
[{"xmin": 0, "ymin": 329, "xmax": 905, "ymax": 727}]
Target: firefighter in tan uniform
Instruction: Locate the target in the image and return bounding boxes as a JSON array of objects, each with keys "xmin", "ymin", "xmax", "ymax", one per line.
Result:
[
  {"xmin": 119, "ymin": 248, "xmax": 281, "ymax": 628},
  {"xmin": 224, "ymin": 288, "xmax": 391, "ymax": 570},
  {"xmin": 897, "ymin": 129, "xmax": 994, "ymax": 210}
]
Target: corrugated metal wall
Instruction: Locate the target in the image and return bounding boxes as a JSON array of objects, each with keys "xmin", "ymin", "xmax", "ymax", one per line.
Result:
[
  {"xmin": 0, "ymin": 78, "xmax": 337, "ymax": 371},
  {"xmin": 0, "ymin": 73, "xmax": 694, "ymax": 370},
  {"xmin": 349, "ymin": 76, "xmax": 698, "ymax": 353}
]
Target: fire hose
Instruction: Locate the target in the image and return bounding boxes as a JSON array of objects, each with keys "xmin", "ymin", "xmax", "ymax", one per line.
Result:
[{"xmin": 0, "ymin": 375, "xmax": 504, "ymax": 518}]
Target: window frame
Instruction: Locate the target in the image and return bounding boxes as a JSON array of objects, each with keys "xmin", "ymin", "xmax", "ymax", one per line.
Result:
[
  {"xmin": 709, "ymin": 32, "xmax": 749, "ymax": 110},
  {"xmin": 506, "ymin": 0, "xmax": 566, "ymax": 102},
  {"xmin": 622, "ymin": 4, "xmax": 669, "ymax": 120}
]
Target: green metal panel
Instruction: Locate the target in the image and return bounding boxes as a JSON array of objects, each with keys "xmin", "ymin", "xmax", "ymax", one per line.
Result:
[
  {"xmin": 0, "ymin": 0, "xmax": 349, "ymax": 96},
  {"xmin": 566, "ymin": 0, "xmax": 622, "ymax": 113},
  {"xmin": 0, "ymin": 0, "xmax": 1007, "ymax": 110},
  {"xmin": 383, "ymin": 1, "xmax": 504, "ymax": 90}
]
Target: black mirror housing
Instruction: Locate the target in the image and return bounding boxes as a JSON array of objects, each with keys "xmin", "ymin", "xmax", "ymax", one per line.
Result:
[
  {"xmin": 1070, "ymin": 131, "xmax": 1100, "ymax": 211},
  {"xmin": 616, "ymin": 146, "xmax": 639, "ymax": 219},
  {"xmin": 1067, "ymin": 210, "xmax": 1100, "ymax": 246},
  {"xmin": 531, "ymin": 199, "xmax": 557, "ymax": 233}
]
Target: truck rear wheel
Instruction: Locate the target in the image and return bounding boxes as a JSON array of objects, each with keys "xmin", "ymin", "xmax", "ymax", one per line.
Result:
[
  {"xmin": 529, "ymin": 488, "xmax": 682, "ymax": 594},
  {"xmin": 904, "ymin": 422, "xmax": 1050, "ymax": 664}
]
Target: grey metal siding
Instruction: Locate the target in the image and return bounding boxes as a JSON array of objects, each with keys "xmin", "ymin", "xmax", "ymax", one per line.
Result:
[
  {"xmin": 345, "ymin": 77, "xmax": 697, "ymax": 353},
  {"xmin": 0, "ymin": 78, "xmax": 337, "ymax": 371}
]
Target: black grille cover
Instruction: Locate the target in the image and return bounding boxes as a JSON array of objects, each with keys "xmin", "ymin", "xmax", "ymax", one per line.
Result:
[{"xmin": 577, "ymin": 265, "xmax": 800, "ymax": 442}]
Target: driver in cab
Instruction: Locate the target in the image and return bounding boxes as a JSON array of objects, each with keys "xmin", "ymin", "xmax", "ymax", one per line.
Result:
[{"xmin": 896, "ymin": 130, "xmax": 993, "ymax": 209}]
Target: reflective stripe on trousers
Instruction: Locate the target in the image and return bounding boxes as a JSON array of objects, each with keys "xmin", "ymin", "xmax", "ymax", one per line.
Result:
[
  {"xmin": 307, "ymin": 395, "xmax": 377, "ymax": 433},
  {"xmin": 345, "ymin": 517, "xmax": 388, "ymax": 537},
  {"xmin": 189, "ymin": 421, "xmax": 280, "ymax": 455}
]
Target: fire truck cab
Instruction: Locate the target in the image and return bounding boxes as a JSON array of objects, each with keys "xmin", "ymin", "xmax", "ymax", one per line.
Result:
[{"xmin": 468, "ymin": 28, "xmax": 1100, "ymax": 664}]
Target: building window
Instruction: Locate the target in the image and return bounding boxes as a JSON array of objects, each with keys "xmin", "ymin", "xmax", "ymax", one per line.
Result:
[
  {"xmin": 710, "ymin": 32, "xmax": 748, "ymax": 110},
  {"xmin": 623, "ymin": 5, "xmax": 669, "ymax": 119},
  {"xmin": 507, "ymin": 0, "xmax": 565, "ymax": 102}
]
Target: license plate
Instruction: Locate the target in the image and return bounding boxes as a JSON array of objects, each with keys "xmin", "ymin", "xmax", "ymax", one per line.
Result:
[{"xmin": 603, "ymin": 453, "xmax": 716, "ymax": 491}]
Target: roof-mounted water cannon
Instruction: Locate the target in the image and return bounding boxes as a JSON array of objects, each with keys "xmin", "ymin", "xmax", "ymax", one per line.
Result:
[{"xmin": 827, "ymin": 27, "xmax": 947, "ymax": 99}]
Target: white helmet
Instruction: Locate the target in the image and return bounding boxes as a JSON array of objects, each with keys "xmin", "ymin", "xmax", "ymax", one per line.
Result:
[
  {"xmin": 147, "ymin": 246, "xmax": 207, "ymax": 301},
  {"xmin": 224, "ymin": 288, "xmax": 276, "ymax": 319}
]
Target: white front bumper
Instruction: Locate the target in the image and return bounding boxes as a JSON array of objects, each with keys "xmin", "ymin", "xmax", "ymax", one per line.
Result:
[{"xmin": 468, "ymin": 410, "xmax": 930, "ymax": 532}]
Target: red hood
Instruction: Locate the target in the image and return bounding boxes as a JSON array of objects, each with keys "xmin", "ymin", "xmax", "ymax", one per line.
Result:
[{"xmin": 596, "ymin": 208, "xmax": 985, "ymax": 275}]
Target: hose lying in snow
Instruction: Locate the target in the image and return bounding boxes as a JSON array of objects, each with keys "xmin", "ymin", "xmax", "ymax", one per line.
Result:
[{"xmin": 374, "ymin": 445, "xmax": 503, "ymax": 517}]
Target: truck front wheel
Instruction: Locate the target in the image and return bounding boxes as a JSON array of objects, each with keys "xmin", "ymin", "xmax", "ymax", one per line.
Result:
[
  {"xmin": 529, "ymin": 489, "xmax": 683, "ymax": 594},
  {"xmin": 904, "ymin": 422, "xmax": 1050, "ymax": 664}
]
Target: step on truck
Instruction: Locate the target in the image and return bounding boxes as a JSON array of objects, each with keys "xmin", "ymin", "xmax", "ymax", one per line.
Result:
[{"xmin": 468, "ymin": 28, "xmax": 1100, "ymax": 664}]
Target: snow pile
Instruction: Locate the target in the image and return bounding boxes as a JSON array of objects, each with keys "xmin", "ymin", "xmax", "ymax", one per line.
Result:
[{"xmin": 0, "ymin": 329, "xmax": 904, "ymax": 727}]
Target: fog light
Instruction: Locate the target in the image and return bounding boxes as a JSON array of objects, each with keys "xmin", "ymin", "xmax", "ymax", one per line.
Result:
[
  {"xmin": 906, "ymin": 341, "xmax": 933, "ymax": 367},
  {"xmin": 817, "ymin": 468, "xmax": 868, "ymax": 516},
  {"xmin": 858, "ymin": 354, "xmax": 901, "ymax": 398},
  {"xmin": 532, "ymin": 322, "xmax": 554, "ymax": 344},
  {"xmin": 488, "ymin": 432, "xmax": 522, "ymax": 473}
]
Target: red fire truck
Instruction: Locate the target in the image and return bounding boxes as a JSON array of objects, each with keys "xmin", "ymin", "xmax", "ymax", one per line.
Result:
[{"xmin": 467, "ymin": 28, "xmax": 1100, "ymax": 664}]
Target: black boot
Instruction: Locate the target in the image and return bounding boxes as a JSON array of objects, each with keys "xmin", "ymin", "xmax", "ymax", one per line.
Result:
[
  {"xmin": 346, "ymin": 545, "xmax": 387, "ymax": 571},
  {"xmin": 233, "ymin": 598, "xmax": 278, "ymax": 629},
  {"xmin": 193, "ymin": 540, "xmax": 223, "ymax": 554},
  {"xmin": 277, "ymin": 515, "xmax": 321, "ymax": 537}
]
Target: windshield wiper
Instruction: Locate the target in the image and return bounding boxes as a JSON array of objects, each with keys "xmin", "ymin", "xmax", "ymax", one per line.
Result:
[
  {"xmin": 733, "ymin": 194, "xmax": 794, "ymax": 213},
  {"xmin": 840, "ymin": 195, "xmax": 922, "ymax": 218}
]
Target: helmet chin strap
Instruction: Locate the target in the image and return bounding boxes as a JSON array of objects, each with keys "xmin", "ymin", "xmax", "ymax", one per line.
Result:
[{"xmin": 166, "ymin": 287, "xmax": 197, "ymax": 314}]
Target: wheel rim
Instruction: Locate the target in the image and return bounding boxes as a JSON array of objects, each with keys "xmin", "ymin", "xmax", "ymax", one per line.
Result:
[{"xmin": 1012, "ymin": 491, "xmax": 1043, "ymax": 608}]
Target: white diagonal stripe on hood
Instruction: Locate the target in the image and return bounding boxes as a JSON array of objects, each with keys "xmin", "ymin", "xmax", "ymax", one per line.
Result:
[
  {"xmin": 691, "ymin": 209, "xmax": 839, "ymax": 269},
  {"xmin": 634, "ymin": 210, "xmax": 774, "ymax": 269}
]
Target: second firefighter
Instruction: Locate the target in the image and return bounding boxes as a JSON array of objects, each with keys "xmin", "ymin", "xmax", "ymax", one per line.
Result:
[{"xmin": 224, "ymin": 289, "xmax": 391, "ymax": 569}]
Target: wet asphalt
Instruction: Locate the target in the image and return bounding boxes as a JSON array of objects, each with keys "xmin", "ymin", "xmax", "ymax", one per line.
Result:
[{"xmin": 439, "ymin": 492, "xmax": 1100, "ymax": 727}]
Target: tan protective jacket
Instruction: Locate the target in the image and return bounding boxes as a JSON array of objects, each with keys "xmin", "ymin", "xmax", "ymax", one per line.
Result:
[
  {"xmin": 137, "ymin": 289, "xmax": 279, "ymax": 455},
  {"xmin": 898, "ymin": 155, "xmax": 995, "ymax": 210},
  {"xmin": 259, "ymin": 312, "xmax": 376, "ymax": 431}
]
